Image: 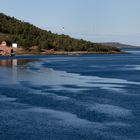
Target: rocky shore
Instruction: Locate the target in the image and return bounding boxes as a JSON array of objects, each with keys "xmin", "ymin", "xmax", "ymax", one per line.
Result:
[{"xmin": 15, "ymin": 49, "xmax": 126, "ymax": 56}]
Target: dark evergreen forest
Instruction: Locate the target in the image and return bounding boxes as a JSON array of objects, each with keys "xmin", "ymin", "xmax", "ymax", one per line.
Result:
[{"xmin": 0, "ymin": 13, "xmax": 120, "ymax": 52}]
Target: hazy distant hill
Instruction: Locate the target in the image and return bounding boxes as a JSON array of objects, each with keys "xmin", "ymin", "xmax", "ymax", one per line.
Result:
[
  {"xmin": 102, "ymin": 42, "xmax": 140, "ymax": 48},
  {"xmin": 0, "ymin": 13, "xmax": 120, "ymax": 52}
]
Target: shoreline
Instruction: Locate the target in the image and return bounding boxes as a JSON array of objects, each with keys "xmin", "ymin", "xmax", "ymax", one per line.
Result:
[
  {"xmin": 15, "ymin": 51, "xmax": 127, "ymax": 56},
  {"xmin": 0, "ymin": 50, "xmax": 128, "ymax": 58}
]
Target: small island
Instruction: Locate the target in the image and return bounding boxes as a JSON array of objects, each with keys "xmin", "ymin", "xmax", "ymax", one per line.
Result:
[{"xmin": 0, "ymin": 13, "xmax": 121, "ymax": 56}]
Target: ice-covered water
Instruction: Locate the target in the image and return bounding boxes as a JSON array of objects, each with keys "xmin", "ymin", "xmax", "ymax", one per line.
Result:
[{"xmin": 0, "ymin": 49, "xmax": 140, "ymax": 140}]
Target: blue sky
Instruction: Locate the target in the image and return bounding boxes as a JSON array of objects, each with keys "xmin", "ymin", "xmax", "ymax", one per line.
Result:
[{"xmin": 1, "ymin": 0, "xmax": 140, "ymax": 45}]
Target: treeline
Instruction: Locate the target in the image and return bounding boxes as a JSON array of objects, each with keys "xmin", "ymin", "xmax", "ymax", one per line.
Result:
[{"xmin": 0, "ymin": 13, "xmax": 120, "ymax": 52}]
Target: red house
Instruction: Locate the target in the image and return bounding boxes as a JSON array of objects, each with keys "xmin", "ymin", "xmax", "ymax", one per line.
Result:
[{"xmin": 0, "ymin": 41, "xmax": 15, "ymax": 56}]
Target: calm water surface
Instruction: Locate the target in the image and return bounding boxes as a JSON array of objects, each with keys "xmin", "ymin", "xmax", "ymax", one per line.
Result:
[{"xmin": 0, "ymin": 49, "xmax": 140, "ymax": 140}]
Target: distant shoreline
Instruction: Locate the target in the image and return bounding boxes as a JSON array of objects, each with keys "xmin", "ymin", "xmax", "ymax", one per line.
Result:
[
  {"xmin": 0, "ymin": 50, "xmax": 127, "ymax": 58},
  {"xmin": 15, "ymin": 51, "xmax": 126, "ymax": 56}
]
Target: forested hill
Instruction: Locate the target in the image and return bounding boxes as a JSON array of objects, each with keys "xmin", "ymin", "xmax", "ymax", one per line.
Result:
[{"xmin": 0, "ymin": 13, "xmax": 120, "ymax": 52}]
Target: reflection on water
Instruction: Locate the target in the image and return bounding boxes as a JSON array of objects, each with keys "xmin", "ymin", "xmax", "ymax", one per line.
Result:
[
  {"xmin": 0, "ymin": 59, "xmax": 38, "ymax": 67},
  {"xmin": 0, "ymin": 59, "xmax": 39, "ymax": 84},
  {"xmin": 0, "ymin": 59, "xmax": 17, "ymax": 67}
]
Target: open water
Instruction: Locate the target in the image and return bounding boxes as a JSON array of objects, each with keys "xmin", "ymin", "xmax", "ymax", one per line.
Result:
[{"xmin": 0, "ymin": 49, "xmax": 140, "ymax": 140}]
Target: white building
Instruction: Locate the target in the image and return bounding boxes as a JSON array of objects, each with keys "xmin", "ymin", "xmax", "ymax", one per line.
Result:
[{"xmin": 12, "ymin": 43, "xmax": 18, "ymax": 48}]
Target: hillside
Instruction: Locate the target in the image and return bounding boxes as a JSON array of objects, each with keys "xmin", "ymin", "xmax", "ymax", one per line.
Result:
[
  {"xmin": 102, "ymin": 42, "xmax": 140, "ymax": 49},
  {"xmin": 0, "ymin": 13, "xmax": 120, "ymax": 53}
]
